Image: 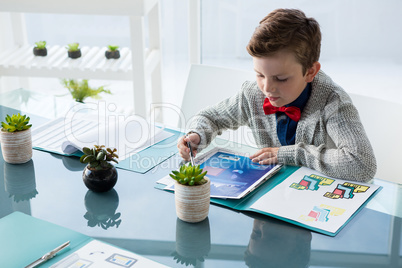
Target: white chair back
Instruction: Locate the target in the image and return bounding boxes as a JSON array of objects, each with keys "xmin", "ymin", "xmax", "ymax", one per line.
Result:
[
  {"xmin": 178, "ymin": 64, "xmax": 256, "ymax": 146},
  {"xmin": 349, "ymin": 94, "xmax": 402, "ymax": 183}
]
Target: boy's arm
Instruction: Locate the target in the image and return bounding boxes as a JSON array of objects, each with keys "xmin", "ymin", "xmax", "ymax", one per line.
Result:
[
  {"xmin": 277, "ymin": 98, "xmax": 377, "ymax": 182},
  {"xmin": 187, "ymin": 82, "xmax": 252, "ymax": 151}
]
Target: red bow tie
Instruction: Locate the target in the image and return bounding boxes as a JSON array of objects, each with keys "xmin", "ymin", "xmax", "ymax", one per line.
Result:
[{"xmin": 263, "ymin": 98, "xmax": 301, "ymax": 122}]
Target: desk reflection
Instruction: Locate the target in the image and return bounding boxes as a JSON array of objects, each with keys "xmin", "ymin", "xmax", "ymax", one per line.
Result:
[
  {"xmin": 84, "ymin": 189, "xmax": 122, "ymax": 229},
  {"xmin": 244, "ymin": 217, "xmax": 311, "ymax": 268},
  {"xmin": 4, "ymin": 160, "xmax": 38, "ymax": 202},
  {"xmin": 50, "ymin": 154, "xmax": 85, "ymax": 171},
  {"xmin": 172, "ymin": 218, "xmax": 211, "ymax": 267}
]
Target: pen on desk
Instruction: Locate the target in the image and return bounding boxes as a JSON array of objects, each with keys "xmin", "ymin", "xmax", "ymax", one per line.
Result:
[
  {"xmin": 25, "ymin": 241, "xmax": 70, "ymax": 268},
  {"xmin": 186, "ymin": 136, "xmax": 196, "ymax": 166}
]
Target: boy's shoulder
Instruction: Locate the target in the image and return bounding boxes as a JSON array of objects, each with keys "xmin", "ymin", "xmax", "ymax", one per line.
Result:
[
  {"xmin": 311, "ymin": 70, "xmax": 353, "ymax": 105},
  {"xmin": 239, "ymin": 80, "xmax": 266, "ymax": 103}
]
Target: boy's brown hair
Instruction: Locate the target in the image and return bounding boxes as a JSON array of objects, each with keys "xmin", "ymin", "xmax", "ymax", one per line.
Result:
[{"xmin": 247, "ymin": 9, "xmax": 321, "ymax": 74}]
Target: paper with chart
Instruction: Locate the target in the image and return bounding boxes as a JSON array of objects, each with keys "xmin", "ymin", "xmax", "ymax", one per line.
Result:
[
  {"xmin": 32, "ymin": 117, "xmax": 174, "ymax": 160},
  {"xmin": 250, "ymin": 167, "xmax": 381, "ymax": 234},
  {"xmin": 50, "ymin": 240, "xmax": 168, "ymax": 268}
]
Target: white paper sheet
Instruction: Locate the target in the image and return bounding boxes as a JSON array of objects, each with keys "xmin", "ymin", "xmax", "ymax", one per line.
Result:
[
  {"xmin": 32, "ymin": 117, "xmax": 174, "ymax": 160},
  {"xmin": 50, "ymin": 240, "xmax": 168, "ymax": 268},
  {"xmin": 250, "ymin": 167, "xmax": 380, "ymax": 234}
]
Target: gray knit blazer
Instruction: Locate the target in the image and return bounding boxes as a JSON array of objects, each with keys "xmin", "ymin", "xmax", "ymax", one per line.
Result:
[{"xmin": 189, "ymin": 70, "xmax": 376, "ymax": 182}]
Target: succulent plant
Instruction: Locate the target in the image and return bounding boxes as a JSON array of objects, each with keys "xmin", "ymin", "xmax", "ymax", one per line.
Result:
[
  {"xmin": 66, "ymin": 42, "xmax": 80, "ymax": 52},
  {"xmin": 1, "ymin": 113, "xmax": 32, "ymax": 132},
  {"xmin": 80, "ymin": 145, "xmax": 118, "ymax": 170},
  {"xmin": 107, "ymin": 45, "xmax": 119, "ymax": 51},
  {"xmin": 34, "ymin": 41, "xmax": 46, "ymax": 49},
  {"xmin": 61, "ymin": 79, "xmax": 111, "ymax": 103},
  {"xmin": 170, "ymin": 164, "xmax": 208, "ymax": 186}
]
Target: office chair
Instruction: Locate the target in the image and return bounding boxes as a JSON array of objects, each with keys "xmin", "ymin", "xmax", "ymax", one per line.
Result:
[{"xmin": 178, "ymin": 64, "xmax": 256, "ymax": 147}]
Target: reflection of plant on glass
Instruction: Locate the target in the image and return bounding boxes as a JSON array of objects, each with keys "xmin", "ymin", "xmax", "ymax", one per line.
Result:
[
  {"xmin": 4, "ymin": 160, "xmax": 38, "ymax": 202},
  {"xmin": 84, "ymin": 211, "xmax": 121, "ymax": 229},
  {"xmin": 61, "ymin": 79, "xmax": 111, "ymax": 103},
  {"xmin": 10, "ymin": 190, "xmax": 39, "ymax": 202},
  {"xmin": 84, "ymin": 189, "xmax": 121, "ymax": 230},
  {"xmin": 171, "ymin": 218, "xmax": 211, "ymax": 266}
]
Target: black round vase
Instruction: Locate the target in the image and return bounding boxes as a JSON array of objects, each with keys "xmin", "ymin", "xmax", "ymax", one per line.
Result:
[
  {"xmin": 105, "ymin": 50, "xmax": 120, "ymax": 59},
  {"xmin": 68, "ymin": 50, "xmax": 82, "ymax": 59},
  {"xmin": 33, "ymin": 47, "xmax": 47, "ymax": 56},
  {"xmin": 82, "ymin": 165, "xmax": 117, "ymax": 192}
]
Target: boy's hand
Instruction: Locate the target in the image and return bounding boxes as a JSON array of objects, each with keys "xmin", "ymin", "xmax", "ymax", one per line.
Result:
[
  {"xmin": 250, "ymin": 147, "xmax": 279, "ymax": 165},
  {"xmin": 177, "ymin": 133, "xmax": 201, "ymax": 161}
]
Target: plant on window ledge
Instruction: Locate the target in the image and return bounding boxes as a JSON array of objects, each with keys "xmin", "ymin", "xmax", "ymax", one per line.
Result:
[
  {"xmin": 61, "ymin": 79, "xmax": 111, "ymax": 103},
  {"xmin": 33, "ymin": 41, "xmax": 47, "ymax": 56},
  {"xmin": 66, "ymin": 42, "xmax": 81, "ymax": 59},
  {"xmin": 105, "ymin": 45, "xmax": 120, "ymax": 59}
]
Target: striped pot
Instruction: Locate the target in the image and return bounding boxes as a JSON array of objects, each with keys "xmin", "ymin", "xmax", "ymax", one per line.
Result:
[
  {"xmin": 175, "ymin": 177, "xmax": 210, "ymax": 223},
  {"xmin": 0, "ymin": 128, "xmax": 32, "ymax": 164}
]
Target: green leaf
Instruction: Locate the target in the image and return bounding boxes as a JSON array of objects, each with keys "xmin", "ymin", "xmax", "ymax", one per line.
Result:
[
  {"xmin": 96, "ymin": 151, "xmax": 105, "ymax": 161},
  {"xmin": 194, "ymin": 171, "xmax": 207, "ymax": 181},
  {"xmin": 82, "ymin": 147, "xmax": 92, "ymax": 155},
  {"xmin": 79, "ymin": 155, "xmax": 87, "ymax": 163}
]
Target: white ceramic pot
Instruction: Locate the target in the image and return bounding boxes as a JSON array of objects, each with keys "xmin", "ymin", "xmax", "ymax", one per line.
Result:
[
  {"xmin": 175, "ymin": 177, "xmax": 210, "ymax": 223},
  {"xmin": 0, "ymin": 128, "xmax": 32, "ymax": 164}
]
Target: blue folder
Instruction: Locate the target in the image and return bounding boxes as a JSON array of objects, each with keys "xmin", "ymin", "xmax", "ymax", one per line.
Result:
[
  {"xmin": 0, "ymin": 212, "xmax": 92, "ymax": 267},
  {"xmin": 156, "ymin": 165, "xmax": 382, "ymax": 237}
]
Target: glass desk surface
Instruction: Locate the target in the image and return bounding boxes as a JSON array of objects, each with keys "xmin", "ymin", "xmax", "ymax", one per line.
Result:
[{"xmin": 0, "ymin": 90, "xmax": 402, "ymax": 268}]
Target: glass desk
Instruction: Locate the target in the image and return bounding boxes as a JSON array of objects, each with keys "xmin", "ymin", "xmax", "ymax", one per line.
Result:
[{"xmin": 0, "ymin": 91, "xmax": 402, "ymax": 267}]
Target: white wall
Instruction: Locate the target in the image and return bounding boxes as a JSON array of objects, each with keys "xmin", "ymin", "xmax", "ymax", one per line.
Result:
[{"xmin": 201, "ymin": 0, "xmax": 402, "ymax": 104}]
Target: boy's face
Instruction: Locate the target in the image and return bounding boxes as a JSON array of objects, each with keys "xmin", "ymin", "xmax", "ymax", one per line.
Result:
[{"xmin": 253, "ymin": 50, "xmax": 319, "ymax": 107}]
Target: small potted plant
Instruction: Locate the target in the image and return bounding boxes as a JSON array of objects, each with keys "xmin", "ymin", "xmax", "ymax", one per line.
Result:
[
  {"xmin": 66, "ymin": 42, "xmax": 81, "ymax": 59},
  {"xmin": 33, "ymin": 41, "xmax": 47, "ymax": 56},
  {"xmin": 61, "ymin": 79, "xmax": 111, "ymax": 103},
  {"xmin": 80, "ymin": 145, "xmax": 119, "ymax": 192},
  {"xmin": 169, "ymin": 164, "xmax": 210, "ymax": 223},
  {"xmin": 0, "ymin": 113, "xmax": 32, "ymax": 164},
  {"xmin": 105, "ymin": 45, "xmax": 120, "ymax": 59}
]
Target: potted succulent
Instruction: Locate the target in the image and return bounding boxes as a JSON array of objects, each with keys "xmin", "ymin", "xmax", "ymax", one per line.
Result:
[
  {"xmin": 105, "ymin": 45, "xmax": 120, "ymax": 59},
  {"xmin": 66, "ymin": 42, "xmax": 81, "ymax": 59},
  {"xmin": 33, "ymin": 41, "xmax": 47, "ymax": 56},
  {"xmin": 80, "ymin": 145, "xmax": 119, "ymax": 192},
  {"xmin": 0, "ymin": 113, "xmax": 32, "ymax": 164},
  {"xmin": 169, "ymin": 164, "xmax": 210, "ymax": 223},
  {"xmin": 61, "ymin": 79, "xmax": 111, "ymax": 103}
]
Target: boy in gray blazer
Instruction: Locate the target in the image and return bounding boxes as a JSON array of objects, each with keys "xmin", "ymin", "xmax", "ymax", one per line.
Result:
[{"xmin": 178, "ymin": 9, "xmax": 376, "ymax": 182}]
